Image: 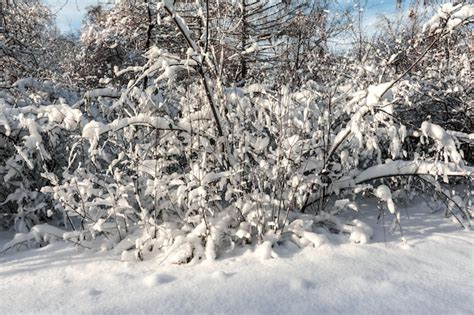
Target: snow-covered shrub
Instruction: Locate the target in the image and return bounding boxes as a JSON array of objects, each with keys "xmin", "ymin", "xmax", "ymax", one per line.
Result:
[
  {"xmin": 0, "ymin": 80, "xmax": 82, "ymax": 231},
  {"xmin": 37, "ymin": 44, "xmax": 472, "ymax": 262},
  {"xmin": 1, "ymin": 2, "xmax": 473, "ymax": 262}
]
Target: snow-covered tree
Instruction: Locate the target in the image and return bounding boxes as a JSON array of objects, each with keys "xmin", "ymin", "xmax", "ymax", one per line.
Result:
[{"xmin": 0, "ymin": 0, "xmax": 59, "ymax": 83}]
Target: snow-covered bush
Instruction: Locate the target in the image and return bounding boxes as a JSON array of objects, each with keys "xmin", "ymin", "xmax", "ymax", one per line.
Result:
[
  {"xmin": 0, "ymin": 79, "xmax": 82, "ymax": 231},
  {"xmin": 1, "ymin": 2, "xmax": 473, "ymax": 262}
]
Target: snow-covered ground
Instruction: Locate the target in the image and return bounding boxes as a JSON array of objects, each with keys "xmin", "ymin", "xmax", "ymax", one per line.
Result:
[{"xmin": 1, "ymin": 202, "xmax": 473, "ymax": 314}]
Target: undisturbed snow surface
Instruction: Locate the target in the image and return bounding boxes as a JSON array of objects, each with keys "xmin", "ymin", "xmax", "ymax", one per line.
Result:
[{"xmin": 1, "ymin": 202, "xmax": 473, "ymax": 315}]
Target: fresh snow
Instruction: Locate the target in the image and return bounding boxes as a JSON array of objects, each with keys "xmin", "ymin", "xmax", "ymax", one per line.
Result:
[
  {"xmin": 332, "ymin": 160, "xmax": 474, "ymax": 193},
  {"xmin": 1, "ymin": 202, "xmax": 472, "ymax": 314},
  {"xmin": 423, "ymin": 3, "xmax": 474, "ymax": 33},
  {"xmin": 421, "ymin": 121, "xmax": 463, "ymax": 165}
]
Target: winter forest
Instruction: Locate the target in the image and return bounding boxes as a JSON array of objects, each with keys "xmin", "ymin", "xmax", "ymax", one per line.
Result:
[{"xmin": 0, "ymin": 0, "xmax": 473, "ymax": 313}]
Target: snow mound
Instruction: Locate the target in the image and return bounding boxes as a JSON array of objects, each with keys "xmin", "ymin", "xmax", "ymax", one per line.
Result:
[
  {"xmin": 344, "ymin": 219, "xmax": 374, "ymax": 244},
  {"xmin": 255, "ymin": 241, "xmax": 278, "ymax": 260}
]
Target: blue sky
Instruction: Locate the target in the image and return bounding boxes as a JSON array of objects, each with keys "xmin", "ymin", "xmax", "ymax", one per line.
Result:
[
  {"xmin": 45, "ymin": 0, "xmax": 415, "ymax": 34},
  {"xmin": 45, "ymin": 0, "xmax": 101, "ymax": 34}
]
